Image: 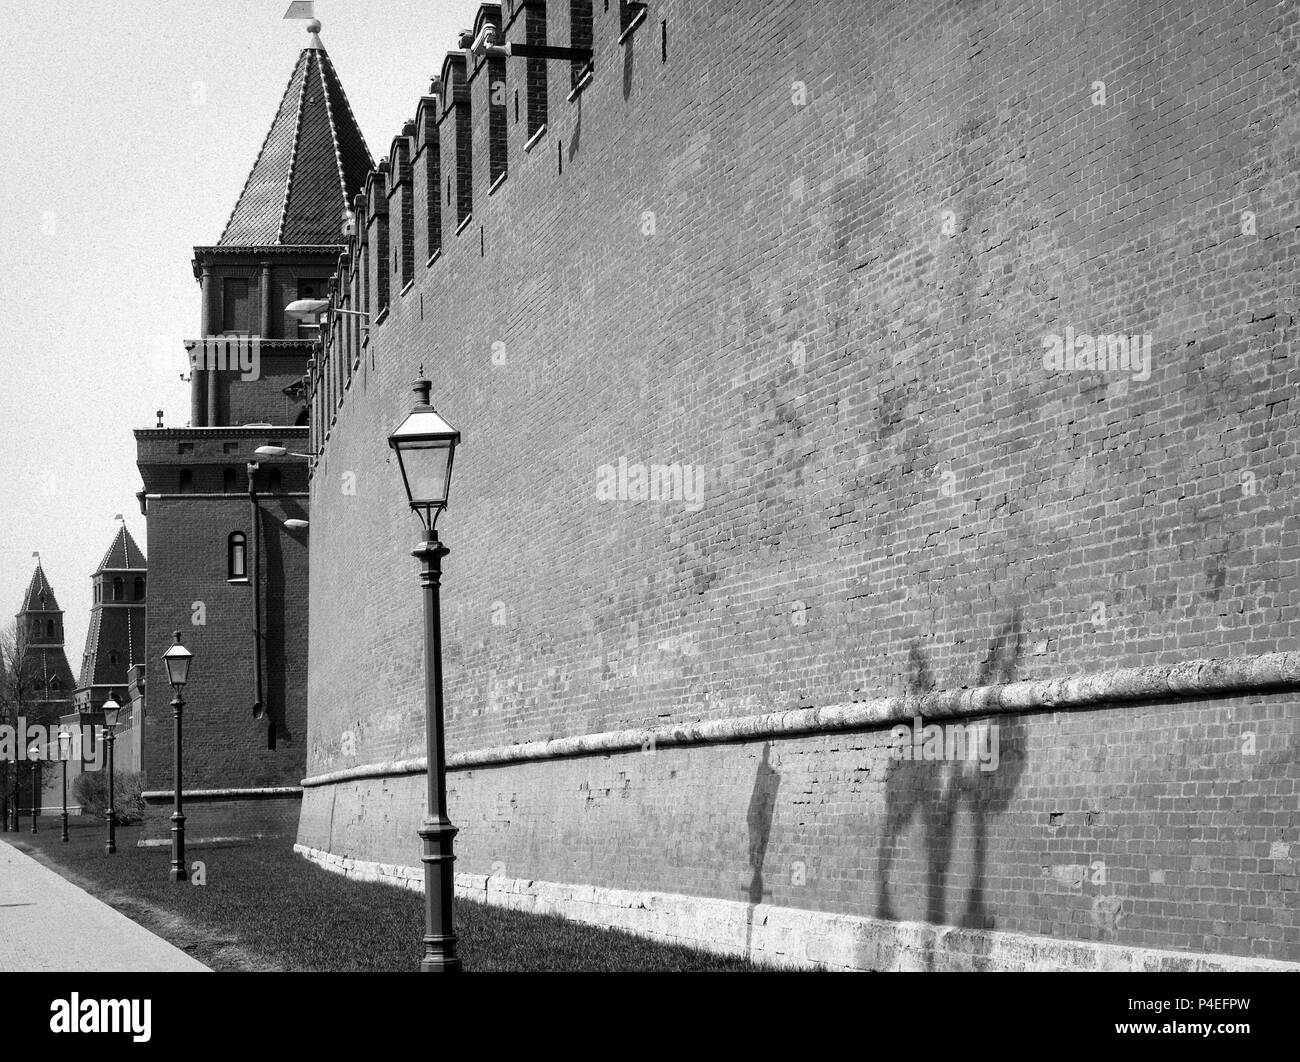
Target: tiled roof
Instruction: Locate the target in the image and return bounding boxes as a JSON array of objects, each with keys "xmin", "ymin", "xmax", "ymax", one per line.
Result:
[
  {"xmin": 20, "ymin": 565, "xmax": 60, "ymax": 614},
  {"xmin": 94, "ymin": 524, "xmax": 146, "ymax": 574},
  {"xmin": 78, "ymin": 583, "xmax": 146, "ymax": 692},
  {"xmin": 31, "ymin": 646, "xmax": 75, "ymax": 703},
  {"xmin": 77, "ymin": 609, "xmax": 99, "ymax": 689},
  {"xmin": 218, "ymin": 34, "xmax": 373, "ymax": 247}
]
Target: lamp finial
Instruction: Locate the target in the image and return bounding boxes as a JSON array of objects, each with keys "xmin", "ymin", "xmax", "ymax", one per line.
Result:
[{"xmin": 412, "ymin": 371, "xmax": 432, "ymax": 408}]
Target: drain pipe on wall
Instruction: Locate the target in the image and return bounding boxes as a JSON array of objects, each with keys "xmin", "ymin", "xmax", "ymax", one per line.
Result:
[{"xmin": 247, "ymin": 461, "xmax": 266, "ymax": 739}]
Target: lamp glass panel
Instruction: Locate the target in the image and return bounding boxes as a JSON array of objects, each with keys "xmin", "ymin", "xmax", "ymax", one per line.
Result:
[
  {"xmin": 396, "ymin": 440, "xmax": 453, "ymax": 507},
  {"xmin": 163, "ymin": 648, "xmax": 192, "ymax": 687}
]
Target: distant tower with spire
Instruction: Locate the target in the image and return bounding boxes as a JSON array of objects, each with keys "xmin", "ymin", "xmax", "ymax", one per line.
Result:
[
  {"xmin": 74, "ymin": 523, "xmax": 147, "ymax": 713},
  {"xmin": 13, "ymin": 560, "xmax": 76, "ymax": 719},
  {"xmin": 133, "ymin": 18, "xmax": 372, "ymax": 845}
]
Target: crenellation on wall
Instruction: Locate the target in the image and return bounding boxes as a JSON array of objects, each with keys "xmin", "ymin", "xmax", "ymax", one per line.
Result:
[
  {"xmin": 365, "ymin": 161, "xmax": 390, "ymax": 321},
  {"xmin": 311, "ymin": 0, "xmax": 657, "ymax": 439},
  {"xmin": 414, "ymin": 95, "xmax": 443, "ymax": 263},
  {"xmin": 521, "ymin": 1, "xmax": 549, "ymax": 139},
  {"xmin": 388, "ymin": 123, "xmax": 416, "ymax": 293},
  {"xmin": 437, "ymin": 51, "xmax": 474, "ymax": 235}
]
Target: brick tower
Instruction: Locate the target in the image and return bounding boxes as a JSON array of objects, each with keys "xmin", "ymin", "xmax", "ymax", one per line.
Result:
[
  {"xmin": 134, "ymin": 19, "xmax": 372, "ymax": 845},
  {"xmin": 74, "ymin": 523, "xmax": 147, "ymax": 713},
  {"xmin": 13, "ymin": 563, "xmax": 76, "ymax": 719},
  {"xmin": 7, "ymin": 563, "xmax": 76, "ymax": 824}
]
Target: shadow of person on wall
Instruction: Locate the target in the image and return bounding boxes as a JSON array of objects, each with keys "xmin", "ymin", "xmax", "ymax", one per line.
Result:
[
  {"xmin": 742, "ymin": 741, "xmax": 781, "ymax": 960},
  {"xmin": 955, "ymin": 612, "xmax": 1027, "ymax": 933},
  {"xmin": 875, "ymin": 641, "xmax": 939, "ymax": 924},
  {"xmin": 875, "ymin": 611, "xmax": 1028, "ymax": 960}
]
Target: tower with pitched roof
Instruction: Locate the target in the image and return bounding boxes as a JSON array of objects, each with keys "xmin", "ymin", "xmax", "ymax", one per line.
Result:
[
  {"xmin": 133, "ymin": 19, "xmax": 372, "ymax": 845},
  {"xmin": 74, "ymin": 524, "xmax": 147, "ymax": 713},
  {"xmin": 13, "ymin": 563, "xmax": 76, "ymax": 718}
]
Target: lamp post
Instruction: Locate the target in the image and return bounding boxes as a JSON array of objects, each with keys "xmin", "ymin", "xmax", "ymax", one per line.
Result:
[
  {"xmin": 162, "ymin": 632, "xmax": 192, "ymax": 883},
  {"xmin": 58, "ymin": 728, "xmax": 70, "ymax": 843},
  {"xmin": 388, "ymin": 370, "xmax": 462, "ymax": 974},
  {"xmin": 28, "ymin": 751, "xmax": 39, "ymax": 833},
  {"xmin": 102, "ymin": 695, "xmax": 121, "ymax": 854}
]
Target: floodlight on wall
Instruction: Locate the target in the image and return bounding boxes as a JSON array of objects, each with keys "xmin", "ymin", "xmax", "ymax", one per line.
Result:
[
  {"xmin": 255, "ymin": 445, "xmax": 317, "ymax": 460},
  {"xmin": 285, "ymin": 299, "xmax": 371, "ymax": 329},
  {"xmin": 470, "ymin": 22, "xmax": 593, "ymax": 63}
]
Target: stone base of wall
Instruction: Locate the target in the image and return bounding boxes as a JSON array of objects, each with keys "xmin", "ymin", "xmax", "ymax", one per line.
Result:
[
  {"xmin": 293, "ymin": 843, "xmax": 1297, "ymax": 972},
  {"xmin": 140, "ymin": 789, "xmax": 302, "ymax": 846}
]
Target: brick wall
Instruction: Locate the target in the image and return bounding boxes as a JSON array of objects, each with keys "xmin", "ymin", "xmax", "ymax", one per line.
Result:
[
  {"xmin": 299, "ymin": 0, "xmax": 1300, "ymax": 965},
  {"xmin": 137, "ymin": 432, "xmax": 310, "ymax": 840}
]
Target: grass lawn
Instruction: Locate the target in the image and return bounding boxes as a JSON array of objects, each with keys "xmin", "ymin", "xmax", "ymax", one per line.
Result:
[{"xmin": 7, "ymin": 819, "xmax": 765, "ymax": 972}]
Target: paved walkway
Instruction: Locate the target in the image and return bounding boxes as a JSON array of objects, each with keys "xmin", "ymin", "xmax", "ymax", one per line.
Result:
[{"xmin": 0, "ymin": 838, "xmax": 208, "ymax": 972}]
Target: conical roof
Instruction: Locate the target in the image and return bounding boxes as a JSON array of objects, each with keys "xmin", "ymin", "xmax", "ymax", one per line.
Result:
[
  {"xmin": 20, "ymin": 565, "xmax": 61, "ymax": 614},
  {"xmin": 77, "ymin": 604, "xmax": 145, "ymax": 692},
  {"xmin": 94, "ymin": 524, "xmax": 147, "ymax": 574},
  {"xmin": 218, "ymin": 26, "xmax": 373, "ymax": 247}
]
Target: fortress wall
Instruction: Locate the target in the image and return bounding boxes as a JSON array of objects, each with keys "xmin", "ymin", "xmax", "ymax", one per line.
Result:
[
  {"xmin": 300, "ymin": 0, "xmax": 1300, "ymax": 966},
  {"xmin": 298, "ymin": 686, "xmax": 1297, "ymax": 967}
]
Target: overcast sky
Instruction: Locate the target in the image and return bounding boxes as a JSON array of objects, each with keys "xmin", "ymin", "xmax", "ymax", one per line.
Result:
[{"xmin": 0, "ymin": 1, "xmax": 468, "ymax": 667}]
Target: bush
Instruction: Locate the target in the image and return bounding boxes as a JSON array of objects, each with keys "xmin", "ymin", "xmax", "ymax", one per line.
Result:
[{"xmin": 73, "ymin": 769, "xmax": 145, "ymax": 825}]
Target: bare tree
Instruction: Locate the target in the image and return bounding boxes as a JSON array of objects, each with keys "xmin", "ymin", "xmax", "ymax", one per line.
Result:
[{"xmin": 0, "ymin": 621, "xmax": 59, "ymax": 829}]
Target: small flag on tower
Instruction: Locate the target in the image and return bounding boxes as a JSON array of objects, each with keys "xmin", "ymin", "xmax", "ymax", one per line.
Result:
[{"xmin": 284, "ymin": 1, "xmax": 315, "ymax": 19}]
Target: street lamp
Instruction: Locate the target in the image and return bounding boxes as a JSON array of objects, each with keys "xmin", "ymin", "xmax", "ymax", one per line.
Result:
[
  {"xmin": 58, "ymin": 727, "xmax": 71, "ymax": 843},
  {"xmin": 388, "ymin": 370, "xmax": 462, "ymax": 974},
  {"xmin": 162, "ymin": 632, "xmax": 192, "ymax": 883},
  {"xmin": 102, "ymin": 695, "xmax": 121, "ymax": 854},
  {"xmin": 27, "ymin": 745, "xmax": 40, "ymax": 834}
]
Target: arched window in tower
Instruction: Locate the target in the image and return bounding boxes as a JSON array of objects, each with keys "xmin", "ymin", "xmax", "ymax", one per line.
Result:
[
  {"xmin": 223, "ymin": 468, "xmax": 237, "ymax": 494},
  {"xmin": 94, "ymin": 584, "xmax": 101, "ymax": 603},
  {"xmin": 31, "ymin": 620, "xmax": 40, "ymax": 639},
  {"xmin": 108, "ymin": 651, "xmax": 120, "ymax": 667},
  {"xmin": 112, "ymin": 577, "xmax": 124, "ymax": 601},
  {"xmin": 179, "ymin": 469, "xmax": 193, "ymax": 494},
  {"xmin": 50, "ymin": 678, "xmax": 60, "ymax": 692},
  {"xmin": 46, "ymin": 620, "xmax": 55, "ymax": 639},
  {"xmin": 134, "ymin": 576, "xmax": 145, "ymax": 600},
  {"xmin": 228, "ymin": 531, "xmax": 247, "ymax": 580}
]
